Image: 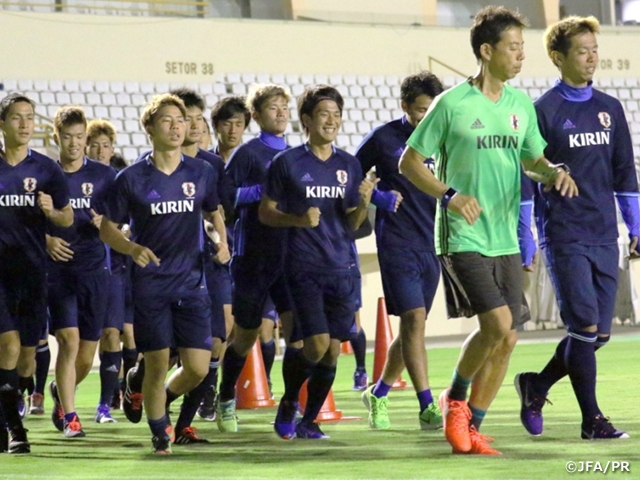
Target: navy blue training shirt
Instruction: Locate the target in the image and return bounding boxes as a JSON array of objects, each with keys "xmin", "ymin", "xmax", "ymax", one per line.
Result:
[
  {"xmin": 355, "ymin": 116, "xmax": 437, "ymax": 251},
  {"xmin": 224, "ymin": 132, "xmax": 288, "ymax": 258},
  {"xmin": 0, "ymin": 149, "xmax": 70, "ymax": 273},
  {"xmin": 265, "ymin": 144, "xmax": 362, "ymax": 273},
  {"xmin": 48, "ymin": 158, "xmax": 115, "ymax": 273},
  {"xmin": 105, "ymin": 154, "xmax": 219, "ymax": 296},
  {"xmin": 534, "ymin": 80, "xmax": 638, "ymax": 247}
]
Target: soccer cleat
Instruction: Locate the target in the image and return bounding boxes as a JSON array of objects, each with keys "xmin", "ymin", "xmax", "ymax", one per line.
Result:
[
  {"xmin": 122, "ymin": 367, "xmax": 144, "ymax": 424},
  {"xmin": 295, "ymin": 421, "xmax": 330, "ymax": 439},
  {"xmin": 581, "ymin": 415, "xmax": 630, "ymax": 440},
  {"xmin": 63, "ymin": 415, "xmax": 86, "ymax": 438},
  {"xmin": 274, "ymin": 399, "xmax": 298, "ymax": 440},
  {"xmin": 28, "ymin": 393, "xmax": 45, "ymax": 415},
  {"xmin": 110, "ymin": 388, "xmax": 122, "ymax": 411},
  {"xmin": 174, "ymin": 426, "xmax": 210, "ymax": 444},
  {"xmin": 8, "ymin": 426, "xmax": 30, "ymax": 454},
  {"xmin": 152, "ymin": 435, "xmax": 172, "ymax": 455},
  {"xmin": 352, "ymin": 369, "xmax": 368, "ymax": 391},
  {"xmin": 216, "ymin": 398, "xmax": 238, "ymax": 433},
  {"xmin": 94, "ymin": 404, "xmax": 118, "ymax": 424},
  {"xmin": 197, "ymin": 388, "xmax": 217, "ymax": 422},
  {"xmin": 49, "ymin": 381, "xmax": 64, "ymax": 432},
  {"xmin": 439, "ymin": 390, "xmax": 472, "ymax": 453},
  {"xmin": 419, "ymin": 402, "xmax": 443, "ymax": 430},
  {"xmin": 514, "ymin": 372, "xmax": 549, "ymax": 436},
  {"xmin": 17, "ymin": 393, "xmax": 26, "ymax": 420},
  {"xmin": 361, "ymin": 385, "xmax": 390, "ymax": 430},
  {"xmin": 453, "ymin": 426, "xmax": 501, "ymax": 455}
]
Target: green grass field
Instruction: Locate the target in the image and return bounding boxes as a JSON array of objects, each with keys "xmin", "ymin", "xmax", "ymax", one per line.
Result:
[{"xmin": 2, "ymin": 334, "xmax": 639, "ymax": 480}]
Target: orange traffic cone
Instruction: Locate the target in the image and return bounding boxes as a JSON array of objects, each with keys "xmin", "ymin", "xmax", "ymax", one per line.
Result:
[
  {"xmin": 235, "ymin": 339, "xmax": 277, "ymax": 409},
  {"xmin": 340, "ymin": 341, "xmax": 353, "ymax": 354},
  {"xmin": 298, "ymin": 380, "xmax": 360, "ymax": 422},
  {"xmin": 372, "ymin": 297, "xmax": 406, "ymax": 389}
]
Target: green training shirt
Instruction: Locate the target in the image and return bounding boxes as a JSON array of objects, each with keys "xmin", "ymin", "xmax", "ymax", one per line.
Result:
[{"xmin": 406, "ymin": 80, "xmax": 546, "ymax": 257}]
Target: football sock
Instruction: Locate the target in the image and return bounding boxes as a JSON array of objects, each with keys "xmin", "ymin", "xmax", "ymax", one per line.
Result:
[
  {"xmin": 350, "ymin": 328, "xmax": 367, "ymax": 371},
  {"xmin": 301, "ymin": 363, "xmax": 336, "ymax": 424},
  {"xmin": 449, "ymin": 370, "xmax": 471, "ymax": 401}
]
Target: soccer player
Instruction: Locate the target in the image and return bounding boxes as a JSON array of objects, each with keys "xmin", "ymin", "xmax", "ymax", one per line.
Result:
[
  {"xmin": 216, "ymin": 84, "xmax": 296, "ymax": 433},
  {"xmin": 399, "ymin": 6, "xmax": 577, "ymax": 455},
  {"xmin": 100, "ymin": 93, "xmax": 220, "ymax": 454},
  {"xmin": 86, "ymin": 118, "xmax": 131, "ymax": 419},
  {"xmin": 261, "ymin": 84, "xmax": 375, "ymax": 439},
  {"xmin": 514, "ymin": 16, "xmax": 636, "ymax": 440},
  {"xmin": 46, "ymin": 107, "xmax": 116, "ymax": 437},
  {"xmin": 0, "ymin": 93, "xmax": 73, "ymax": 453},
  {"xmin": 358, "ymin": 71, "xmax": 444, "ymax": 429},
  {"xmin": 167, "ymin": 87, "xmax": 230, "ymax": 443}
]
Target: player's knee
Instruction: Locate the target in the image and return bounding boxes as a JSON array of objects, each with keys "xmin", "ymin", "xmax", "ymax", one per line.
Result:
[{"xmin": 503, "ymin": 329, "xmax": 518, "ymax": 351}]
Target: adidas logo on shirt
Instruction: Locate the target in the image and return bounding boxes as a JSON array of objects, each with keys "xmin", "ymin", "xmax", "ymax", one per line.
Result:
[
  {"xmin": 301, "ymin": 173, "xmax": 314, "ymax": 182},
  {"xmin": 471, "ymin": 119, "xmax": 485, "ymax": 129},
  {"xmin": 563, "ymin": 119, "xmax": 576, "ymax": 129},
  {"xmin": 147, "ymin": 190, "xmax": 161, "ymax": 199}
]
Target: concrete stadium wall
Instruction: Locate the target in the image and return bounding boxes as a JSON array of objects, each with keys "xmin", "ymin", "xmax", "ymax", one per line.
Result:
[{"xmin": 3, "ymin": 11, "xmax": 640, "ymax": 349}]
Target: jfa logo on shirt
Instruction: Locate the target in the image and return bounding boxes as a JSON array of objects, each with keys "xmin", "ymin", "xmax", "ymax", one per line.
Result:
[
  {"xmin": 336, "ymin": 170, "xmax": 348, "ymax": 186},
  {"xmin": 598, "ymin": 112, "xmax": 611, "ymax": 129},
  {"xmin": 510, "ymin": 114, "xmax": 520, "ymax": 130},
  {"xmin": 182, "ymin": 182, "xmax": 196, "ymax": 198},
  {"xmin": 81, "ymin": 182, "xmax": 93, "ymax": 197},
  {"xmin": 23, "ymin": 177, "xmax": 37, "ymax": 193}
]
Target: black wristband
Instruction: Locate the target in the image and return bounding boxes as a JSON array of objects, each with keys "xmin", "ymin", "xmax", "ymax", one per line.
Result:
[{"xmin": 441, "ymin": 187, "xmax": 458, "ymax": 209}]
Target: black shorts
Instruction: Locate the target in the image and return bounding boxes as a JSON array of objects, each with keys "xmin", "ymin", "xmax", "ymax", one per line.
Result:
[{"xmin": 444, "ymin": 252, "xmax": 526, "ymax": 328}]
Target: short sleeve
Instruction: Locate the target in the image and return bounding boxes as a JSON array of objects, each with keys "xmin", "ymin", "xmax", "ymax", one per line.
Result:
[
  {"xmin": 345, "ymin": 159, "xmax": 363, "ymax": 210},
  {"xmin": 105, "ymin": 170, "xmax": 131, "ymax": 225},
  {"xmin": 520, "ymin": 97, "xmax": 546, "ymax": 161},
  {"xmin": 355, "ymin": 130, "xmax": 378, "ymax": 178},
  {"xmin": 406, "ymin": 97, "xmax": 449, "ymax": 159},
  {"xmin": 94, "ymin": 167, "xmax": 117, "ymax": 215},
  {"xmin": 264, "ymin": 154, "xmax": 287, "ymax": 203},
  {"xmin": 202, "ymin": 162, "xmax": 220, "ymax": 213},
  {"xmin": 46, "ymin": 162, "xmax": 70, "ymax": 210}
]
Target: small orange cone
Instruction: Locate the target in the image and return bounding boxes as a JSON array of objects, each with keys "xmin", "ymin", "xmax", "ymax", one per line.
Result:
[
  {"xmin": 372, "ymin": 297, "xmax": 406, "ymax": 389},
  {"xmin": 298, "ymin": 380, "xmax": 360, "ymax": 422},
  {"xmin": 235, "ymin": 339, "xmax": 277, "ymax": 409},
  {"xmin": 340, "ymin": 341, "xmax": 353, "ymax": 354}
]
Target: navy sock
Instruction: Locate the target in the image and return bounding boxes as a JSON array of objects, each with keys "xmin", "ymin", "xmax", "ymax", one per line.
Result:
[
  {"xmin": 416, "ymin": 389, "xmax": 433, "ymax": 413},
  {"xmin": 19, "ymin": 376, "xmax": 34, "ymax": 396},
  {"xmin": 565, "ymin": 332, "xmax": 600, "ymax": 422},
  {"xmin": 535, "ymin": 335, "xmax": 569, "ymax": 394},
  {"xmin": 122, "ymin": 347, "xmax": 138, "ymax": 380},
  {"xmin": 281, "ymin": 347, "xmax": 314, "ymax": 403},
  {"xmin": 209, "ymin": 358, "xmax": 220, "ymax": 392},
  {"xmin": 260, "ymin": 339, "xmax": 276, "ymax": 381},
  {"xmin": 301, "ymin": 363, "xmax": 336, "ymax": 424},
  {"xmin": 372, "ymin": 380, "xmax": 391, "ymax": 398},
  {"xmin": 350, "ymin": 329, "xmax": 367, "ymax": 370},
  {"xmin": 129, "ymin": 357, "xmax": 145, "ymax": 391},
  {"xmin": 35, "ymin": 343, "xmax": 51, "ymax": 395},
  {"xmin": 64, "ymin": 411, "xmax": 78, "ymax": 423},
  {"xmin": 148, "ymin": 415, "xmax": 169, "ymax": 440},
  {"xmin": 165, "ymin": 388, "xmax": 181, "ymax": 410},
  {"xmin": 448, "ymin": 370, "xmax": 471, "ymax": 401},
  {"xmin": 99, "ymin": 350, "xmax": 122, "ymax": 405},
  {"xmin": 469, "ymin": 404, "xmax": 486, "ymax": 431},
  {"xmin": 0, "ymin": 368, "xmax": 21, "ymax": 429},
  {"xmin": 175, "ymin": 366, "xmax": 217, "ymax": 433},
  {"xmin": 219, "ymin": 345, "xmax": 248, "ymax": 402}
]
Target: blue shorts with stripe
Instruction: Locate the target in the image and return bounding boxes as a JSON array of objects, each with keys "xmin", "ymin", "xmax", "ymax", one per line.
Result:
[
  {"xmin": 107, "ymin": 272, "xmax": 132, "ymax": 331},
  {"xmin": 205, "ymin": 260, "xmax": 231, "ymax": 341}
]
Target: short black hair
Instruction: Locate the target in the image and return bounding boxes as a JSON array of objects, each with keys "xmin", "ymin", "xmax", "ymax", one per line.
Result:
[
  {"xmin": 400, "ymin": 71, "xmax": 444, "ymax": 105},
  {"xmin": 110, "ymin": 153, "xmax": 128, "ymax": 171},
  {"xmin": 169, "ymin": 87, "xmax": 206, "ymax": 111},
  {"xmin": 297, "ymin": 85, "xmax": 344, "ymax": 134},
  {"xmin": 211, "ymin": 95, "xmax": 250, "ymax": 129},
  {"xmin": 0, "ymin": 93, "xmax": 36, "ymax": 121},
  {"xmin": 470, "ymin": 6, "xmax": 528, "ymax": 61}
]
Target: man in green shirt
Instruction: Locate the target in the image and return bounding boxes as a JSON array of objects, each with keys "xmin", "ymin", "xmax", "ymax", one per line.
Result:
[{"xmin": 400, "ymin": 5, "xmax": 577, "ymax": 455}]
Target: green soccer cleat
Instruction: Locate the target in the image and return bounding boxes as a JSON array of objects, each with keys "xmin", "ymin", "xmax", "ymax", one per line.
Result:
[
  {"xmin": 361, "ymin": 385, "xmax": 390, "ymax": 430},
  {"xmin": 216, "ymin": 398, "xmax": 238, "ymax": 433},
  {"xmin": 419, "ymin": 402, "xmax": 443, "ymax": 430}
]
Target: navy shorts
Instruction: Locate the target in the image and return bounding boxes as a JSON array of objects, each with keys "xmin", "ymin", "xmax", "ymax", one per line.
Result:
[
  {"xmin": 378, "ymin": 247, "xmax": 440, "ymax": 316},
  {"xmin": 205, "ymin": 260, "xmax": 231, "ymax": 341},
  {"xmin": 543, "ymin": 243, "xmax": 618, "ymax": 335},
  {"xmin": 448, "ymin": 252, "xmax": 525, "ymax": 327},
  {"xmin": 288, "ymin": 268, "xmax": 356, "ymax": 341},
  {"xmin": 0, "ymin": 266, "xmax": 48, "ymax": 347},
  {"xmin": 106, "ymin": 272, "xmax": 128, "ymax": 332},
  {"xmin": 231, "ymin": 255, "xmax": 291, "ymax": 330},
  {"xmin": 352, "ymin": 268, "xmax": 362, "ymax": 311},
  {"xmin": 133, "ymin": 292, "xmax": 213, "ymax": 353},
  {"xmin": 48, "ymin": 267, "xmax": 111, "ymax": 342}
]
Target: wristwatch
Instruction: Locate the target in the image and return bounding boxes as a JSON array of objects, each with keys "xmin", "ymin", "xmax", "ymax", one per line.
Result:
[
  {"xmin": 551, "ymin": 163, "xmax": 571, "ymax": 176},
  {"xmin": 441, "ymin": 187, "xmax": 458, "ymax": 209}
]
